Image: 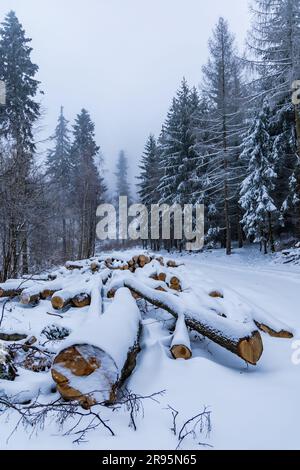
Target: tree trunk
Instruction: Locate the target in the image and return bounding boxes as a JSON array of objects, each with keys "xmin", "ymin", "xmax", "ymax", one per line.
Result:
[
  {"xmin": 237, "ymin": 207, "xmax": 244, "ymax": 249},
  {"xmin": 268, "ymin": 212, "xmax": 275, "ymax": 253},
  {"xmin": 22, "ymin": 231, "xmax": 29, "ymax": 275}
]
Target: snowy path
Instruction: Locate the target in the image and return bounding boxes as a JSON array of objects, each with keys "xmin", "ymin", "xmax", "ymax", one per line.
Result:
[{"xmin": 0, "ymin": 249, "xmax": 299, "ymax": 450}]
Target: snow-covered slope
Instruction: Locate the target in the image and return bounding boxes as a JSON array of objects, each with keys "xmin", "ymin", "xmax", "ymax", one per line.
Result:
[{"xmin": 0, "ymin": 247, "xmax": 299, "ymax": 450}]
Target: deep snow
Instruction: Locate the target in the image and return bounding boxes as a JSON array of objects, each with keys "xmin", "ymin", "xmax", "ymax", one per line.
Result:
[{"xmin": 0, "ymin": 246, "xmax": 299, "ymax": 450}]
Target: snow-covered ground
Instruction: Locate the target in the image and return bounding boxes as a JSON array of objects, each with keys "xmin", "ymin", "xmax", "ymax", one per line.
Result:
[{"xmin": 0, "ymin": 246, "xmax": 299, "ymax": 450}]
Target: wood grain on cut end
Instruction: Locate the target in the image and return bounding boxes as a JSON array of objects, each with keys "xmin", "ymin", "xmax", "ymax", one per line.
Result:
[
  {"xmin": 237, "ymin": 331, "xmax": 263, "ymax": 365},
  {"xmin": 51, "ymin": 295, "xmax": 66, "ymax": 310},
  {"xmin": 51, "ymin": 345, "xmax": 103, "ymax": 408},
  {"xmin": 72, "ymin": 293, "xmax": 91, "ymax": 308},
  {"xmin": 171, "ymin": 344, "xmax": 192, "ymax": 360}
]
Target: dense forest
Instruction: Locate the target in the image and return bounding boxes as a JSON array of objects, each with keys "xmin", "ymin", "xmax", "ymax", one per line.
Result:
[
  {"xmin": 0, "ymin": 0, "xmax": 300, "ymax": 282},
  {"xmin": 138, "ymin": 0, "xmax": 300, "ymax": 255}
]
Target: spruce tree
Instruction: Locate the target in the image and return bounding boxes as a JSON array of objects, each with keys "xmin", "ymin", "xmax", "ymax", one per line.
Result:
[
  {"xmin": 158, "ymin": 78, "xmax": 199, "ymax": 207},
  {"xmin": 0, "ymin": 11, "xmax": 41, "ymax": 278},
  {"xmin": 240, "ymin": 103, "xmax": 277, "ymax": 253},
  {"xmin": 46, "ymin": 107, "xmax": 73, "ymax": 260},
  {"xmin": 137, "ymin": 134, "xmax": 160, "ymax": 206},
  {"xmin": 137, "ymin": 134, "xmax": 162, "ymax": 249},
  {"xmin": 200, "ymin": 17, "xmax": 244, "ymax": 254},
  {"xmin": 71, "ymin": 109, "xmax": 105, "ymax": 259}
]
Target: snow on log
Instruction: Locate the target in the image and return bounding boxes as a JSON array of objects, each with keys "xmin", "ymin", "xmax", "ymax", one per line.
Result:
[
  {"xmin": 0, "ymin": 279, "xmax": 35, "ymax": 298},
  {"xmin": 171, "ymin": 314, "xmax": 192, "ymax": 360},
  {"xmin": 123, "ymin": 278, "xmax": 263, "ymax": 365},
  {"xmin": 107, "ymin": 270, "xmax": 167, "ymax": 299},
  {"xmin": 50, "ymin": 271, "xmax": 111, "ymax": 311},
  {"xmin": 20, "ymin": 279, "xmax": 64, "ymax": 305},
  {"xmin": 51, "ymin": 283, "xmax": 92, "ymax": 310},
  {"xmin": 51, "ymin": 287, "xmax": 141, "ymax": 407}
]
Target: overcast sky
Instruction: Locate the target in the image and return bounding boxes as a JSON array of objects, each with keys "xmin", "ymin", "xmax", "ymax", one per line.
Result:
[{"xmin": 0, "ymin": 0, "xmax": 250, "ymax": 192}]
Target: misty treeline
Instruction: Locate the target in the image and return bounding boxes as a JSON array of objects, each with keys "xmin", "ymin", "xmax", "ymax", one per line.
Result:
[
  {"xmin": 0, "ymin": 11, "xmax": 106, "ymax": 281},
  {"xmin": 138, "ymin": 0, "xmax": 300, "ymax": 255}
]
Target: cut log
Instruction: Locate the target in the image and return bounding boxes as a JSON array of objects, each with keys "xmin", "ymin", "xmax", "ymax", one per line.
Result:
[
  {"xmin": 167, "ymin": 260, "xmax": 182, "ymax": 268},
  {"xmin": 51, "ymin": 290, "xmax": 73, "ymax": 310},
  {"xmin": 170, "ymin": 314, "xmax": 192, "ymax": 360},
  {"xmin": 254, "ymin": 321, "xmax": 293, "ymax": 339},
  {"xmin": 20, "ymin": 279, "xmax": 68, "ymax": 305},
  {"xmin": 138, "ymin": 255, "xmax": 150, "ymax": 268},
  {"xmin": 0, "ymin": 333, "xmax": 27, "ymax": 342},
  {"xmin": 169, "ymin": 276, "xmax": 181, "ymax": 292},
  {"xmin": 90, "ymin": 261, "xmax": 100, "ymax": 272},
  {"xmin": 51, "ymin": 288, "xmax": 141, "ymax": 407},
  {"xmin": 65, "ymin": 262, "xmax": 84, "ymax": 271},
  {"xmin": 123, "ymin": 278, "xmax": 263, "ymax": 365},
  {"xmin": 40, "ymin": 289, "xmax": 57, "ymax": 300},
  {"xmin": 209, "ymin": 290, "xmax": 224, "ymax": 299},
  {"xmin": 72, "ymin": 293, "xmax": 91, "ymax": 308},
  {"xmin": 51, "ymin": 281, "xmax": 94, "ymax": 310},
  {"xmin": 155, "ymin": 256, "xmax": 164, "ymax": 266},
  {"xmin": 252, "ymin": 309, "xmax": 294, "ymax": 339},
  {"xmin": 158, "ymin": 272, "xmax": 167, "ymax": 282},
  {"xmin": 0, "ymin": 279, "xmax": 30, "ymax": 298}
]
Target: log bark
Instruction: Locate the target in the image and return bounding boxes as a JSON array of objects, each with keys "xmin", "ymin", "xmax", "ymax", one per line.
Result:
[
  {"xmin": 0, "ymin": 287, "xmax": 23, "ymax": 298},
  {"xmin": 65, "ymin": 262, "xmax": 84, "ymax": 271},
  {"xmin": 0, "ymin": 333, "xmax": 27, "ymax": 341},
  {"xmin": 123, "ymin": 278, "xmax": 263, "ymax": 365}
]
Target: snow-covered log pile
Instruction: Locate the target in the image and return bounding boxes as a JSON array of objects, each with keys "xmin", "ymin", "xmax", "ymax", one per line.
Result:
[{"xmin": 0, "ymin": 252, "xmax": 295, "ymax": 410}]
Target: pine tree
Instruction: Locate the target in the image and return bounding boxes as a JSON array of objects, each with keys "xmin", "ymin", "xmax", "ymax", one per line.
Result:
[
  {"xmin": 71, "ymin": 109, "xmax": 105, "ymax": 259},
  {"xmin": 0, "ymin": 11, "xmax": 41, "ymax": 279},
  {"xmin": 240, "ymin": 102, "xmax": 277, "ymax": 253}
]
